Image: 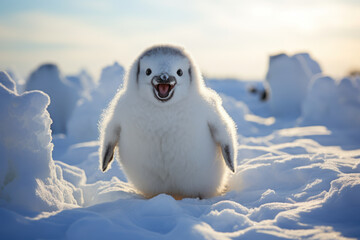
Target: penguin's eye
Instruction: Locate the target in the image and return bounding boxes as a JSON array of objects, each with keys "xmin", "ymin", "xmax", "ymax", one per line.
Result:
[
  {"xmin": 146, "ymin": 68, "xmax": 152, "ymax": 76},
  {"xmin": 177, "ymin": 69, "xmax": 183, "ymax": 77}
]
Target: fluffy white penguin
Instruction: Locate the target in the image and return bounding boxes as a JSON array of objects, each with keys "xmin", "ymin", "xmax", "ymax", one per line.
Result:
[{"xmin": 99, "ymin": 44, "xmax": 237, "ymax": 199}]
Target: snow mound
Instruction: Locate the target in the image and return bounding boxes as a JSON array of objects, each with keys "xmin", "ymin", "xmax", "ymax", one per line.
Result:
[
  {"xmin": 95, "ymin": 62, "xmax": 124, "ymax": 98},
  {"xmin": 265, "ymin": 53, "xmax": 322, "ymax": 118},
  {"xmin": 0, "ymin": 83, "xmax": 81, "ymax": 213},
  {"xmin": 301, "ymin": 75, "xmax": 360, "ymax": 129},
  {"xmin": 1, "ymin": 61, "xmax": 360, "ymax": 239},
  {"xmin": 67, "ymin": 62, "xmax": 124, "ymax": 142},
  {"xmin": 66, "ymin": 69, "xmax": 95, "ymax": 98},
  {"xmin": 25, "ymin": 64, "xmax": 80, "ymax": 134},
  {"xmin": 306, "ymin": 174, "xmax": 360, "ymax": 224}
]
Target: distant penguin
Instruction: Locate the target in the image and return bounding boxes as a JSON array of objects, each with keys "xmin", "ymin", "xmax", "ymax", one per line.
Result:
[{"xmin": 99, "ymin": 44, "xmax": 237, "ymax": 199}]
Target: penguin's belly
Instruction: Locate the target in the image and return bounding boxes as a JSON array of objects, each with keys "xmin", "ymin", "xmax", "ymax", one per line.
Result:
[{"xmin": 118, "ymin": 113, "xmax": 226, "ymax": 198}]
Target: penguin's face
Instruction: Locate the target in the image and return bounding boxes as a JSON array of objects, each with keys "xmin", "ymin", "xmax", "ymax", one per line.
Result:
[{"xmin": 137, "ymin": 53, "xmax": 191, "ymax": 105}]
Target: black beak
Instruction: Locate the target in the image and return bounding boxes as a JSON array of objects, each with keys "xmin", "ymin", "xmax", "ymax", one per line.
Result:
[{"xmin": 152, "ymin": 73, "xmax": 176, "ymax": 85}]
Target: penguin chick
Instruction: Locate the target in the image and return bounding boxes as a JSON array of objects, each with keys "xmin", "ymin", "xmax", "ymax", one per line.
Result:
[{"xmin": 99, "ymin": 44, "xmax": 237, "ymax": 199}]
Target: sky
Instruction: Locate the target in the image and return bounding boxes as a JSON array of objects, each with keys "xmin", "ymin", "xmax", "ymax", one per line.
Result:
[{"xmin": 0, "ymin": 0, "xmax": 359, "ymax": 81}]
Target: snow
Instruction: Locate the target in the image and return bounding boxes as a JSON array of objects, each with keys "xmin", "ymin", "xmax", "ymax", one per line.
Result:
[
  {"xmin": 0, "ymin": 78, "xmax": 80, "ymax": 213},
  {"xmin": 67, "ymin": 62, "xmax": 124, "ymax": 142},
  {"xmin": 66, "ymin": 69, "xmax": 96, "ymax": 98},
  {"xmin": 0, "ymin": 71, "xmax": 17, "ymax": 93},
  {"xmin": 301, "ymin": 75, "xmax": 360, "ymax": 130},
  {"xmin": 25, "ymin": 64, "xmax": 80, "ymax": 134},
  {"xmin": 1, "ymin": 53, "xmax": 360, "ymax": 239},
  {"xmin": 265, "ymin": 53, "xmax": 322, "ymax": 118}
]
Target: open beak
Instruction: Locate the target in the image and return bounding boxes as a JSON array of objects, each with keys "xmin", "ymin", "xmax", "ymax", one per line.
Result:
[{"xmin": 151, "ymin": 73, "xmax": 177, "ymax": 102}]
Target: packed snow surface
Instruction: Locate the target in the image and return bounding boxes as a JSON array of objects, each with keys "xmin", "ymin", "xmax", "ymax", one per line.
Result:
[{"xmin": 1, "ymin": 55, "xmax": 360, "ymax": 239}]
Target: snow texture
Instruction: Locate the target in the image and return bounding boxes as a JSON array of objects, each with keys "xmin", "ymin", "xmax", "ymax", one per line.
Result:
[
  {"xmin": 0, "ymin": 77, "xmax": 80, "ymax": 213},
  {"xmin": 0, "ymin": 71, "xmax": 17, "ymax": 93},
  {"xmin": 25, "ymin": 64, "xmax": 80, "ymax": 134},
  {"xmin": 1, "ymin": 51, "xmax": 360, "ymax": 240},
  {"xmin": 265, "ymin": 53, "xmax": 322, "ymax": 118},
  {"xmin": 301, "ymin": 75, "xmax": 360, "ymax": 130},
  {"xmin": 4, "ymin": 69, "xmax": 25, "ymax": 93},
  {"xmin": 66, "ymin": 69, "xmax": 95, "ymax": 99},
  {"xmin": 67, "ymin": 62, "xmax": 124, "ymax": 142}
]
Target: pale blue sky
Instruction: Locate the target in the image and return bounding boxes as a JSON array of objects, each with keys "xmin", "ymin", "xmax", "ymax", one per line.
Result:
[{"xmin": 0, "ymin": 0, "xmax": 359, "ymax": 80}]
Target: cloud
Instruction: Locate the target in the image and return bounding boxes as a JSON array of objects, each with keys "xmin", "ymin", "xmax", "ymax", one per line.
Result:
[
  {"xmin": 0, "ymin": 11, "xmax": 117, "ymax": 47},
  {"xmin": 0, "ymin": 0, "xmax": 359, "ymax": 79}
]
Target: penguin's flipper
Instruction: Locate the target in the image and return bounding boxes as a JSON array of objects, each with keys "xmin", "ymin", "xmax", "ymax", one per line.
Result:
[
  {"xmin": 100, "ymin": 126, "xmax": 121, "ymax": 172},
  {"xmin": 220, "ymin": 144, "xmax": 235, "ymax": 173},
  {"xmin": 208, "ymin": 122, "xmax": 236, "ymax": 173},
  {"xmin": 102, "ymin": 141, "xmax": 117, "ymax": 172}
]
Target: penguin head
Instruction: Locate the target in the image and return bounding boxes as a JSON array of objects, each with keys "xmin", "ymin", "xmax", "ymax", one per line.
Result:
[{"xmin": 125, "ymin": 44, "xmax": 203, "ymax": 106}]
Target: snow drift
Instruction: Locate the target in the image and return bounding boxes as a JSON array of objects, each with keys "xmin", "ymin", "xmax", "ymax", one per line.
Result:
[
  {"xmin": 25, "ymin": 64, "xmax": 80, "ymax": 134},
  {"xmin": 66, "ymin": 69, "xmax": 95, "ymax": 98},
  {"xmin": 67, "ymin": 62, "xmax": 124, "ymax": 142},
  {"xmin": 301, "ymin": 75, "xmax": 360, "ymax": 130},
  {"xmin": 265, "ymin": 53, "xmax": 322, "ymax": 118},
  {"xmin": 0, "ymin": 51, "xmax": 360, "ymax": 239},
  {"xmin": 0, "ymin": 76, "xmax": 81, "ymax": 213}
]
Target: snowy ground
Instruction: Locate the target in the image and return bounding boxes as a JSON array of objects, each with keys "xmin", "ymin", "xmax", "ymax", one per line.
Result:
[{"xmin": 1, "ymin": 54, "xmax": 360, "ymax": 239}]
